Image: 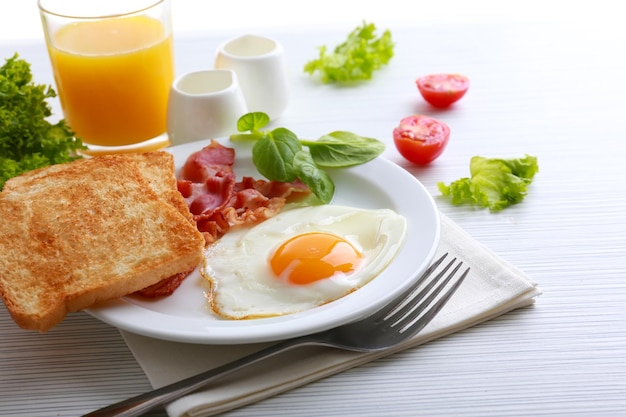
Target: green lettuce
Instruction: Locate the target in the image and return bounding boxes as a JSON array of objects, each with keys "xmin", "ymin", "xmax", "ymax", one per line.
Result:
[
  {"xmin": 438, "ymin": 155, "xmax": 539, "ymax": 211},
  {"xmin": 303, "ymin": 21, "xmax": 394, "ymax": 84},
  {"xmin": 0, "ymin": 53, "xmax": 85, "ymax": 189}
]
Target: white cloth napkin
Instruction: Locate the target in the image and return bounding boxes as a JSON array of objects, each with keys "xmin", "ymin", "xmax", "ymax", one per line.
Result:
[{"xmin": 122, "ymin": 213, "xmax": 540, "ymax": 417}]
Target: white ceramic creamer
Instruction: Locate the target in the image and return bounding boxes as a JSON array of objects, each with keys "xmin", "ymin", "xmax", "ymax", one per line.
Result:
[
  {"xmin": 214, "ymin": 34, "xmax": 290, "ymax": 120},
  {"xmin": 166, "ymin": 69, "xmax": 248, "ymax": 145}
]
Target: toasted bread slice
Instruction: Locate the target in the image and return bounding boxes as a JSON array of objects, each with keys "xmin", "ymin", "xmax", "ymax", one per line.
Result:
[
  {"xmin": 127, "ymin": 152, "xmax": 195, "ymax": 224},
  {"xmin": 0, "ymin": 152, "xmax": 204, "ymax": 331}
]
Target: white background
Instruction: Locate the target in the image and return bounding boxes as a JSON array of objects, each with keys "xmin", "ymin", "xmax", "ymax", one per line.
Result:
[{"xmin": 0, "ymin": 0, "xmax": 618, "ymax": 41}]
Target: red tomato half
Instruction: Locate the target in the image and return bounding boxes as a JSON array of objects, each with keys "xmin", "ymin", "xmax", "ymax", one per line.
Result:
[
  {"xmin": 393, "ymin": 115, "xmax": 450, "ymax": 165},
  {"xmin": 416, "ymin": 73, "xmax": 469, "ymax": 108}
]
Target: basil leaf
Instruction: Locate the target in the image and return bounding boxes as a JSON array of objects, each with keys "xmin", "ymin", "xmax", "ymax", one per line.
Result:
[
  {"xmin": 293, "ymin": 151, "xmax": 335, "ymax": 204},
  {"xmin": 236, "ymin": 112, "xmax": 270, "ymax": 132},
  {"xmin": 252, "ymin": 127, "xmax": 302, "ymax": 182},
  {"xmin": 302, "ymin": 131, "xmax": 385, "ymax": 168}
]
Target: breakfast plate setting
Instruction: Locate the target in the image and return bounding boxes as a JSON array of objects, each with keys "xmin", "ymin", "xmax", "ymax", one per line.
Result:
[
  {"xmin": 86, "ymin": 138, "xmax": 441, "ymax": 344},
  {"xmin": 0, "ymin": 3, "xmax": 565, "ymax": 415}
]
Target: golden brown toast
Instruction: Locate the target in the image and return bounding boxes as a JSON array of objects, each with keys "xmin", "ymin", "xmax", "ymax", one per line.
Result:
[
  {"xmin": 0, "ymin": 152, "xmax": 204, "ymax": 331},
  {"xmin": 128, "ymin": 151, "xmax": 195, "ymax": 224}
]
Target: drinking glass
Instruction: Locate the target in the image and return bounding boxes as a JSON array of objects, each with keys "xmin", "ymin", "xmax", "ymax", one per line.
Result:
[{"xmin": 38, "ymin": 0, "xmax": 174, "ymax": 154}]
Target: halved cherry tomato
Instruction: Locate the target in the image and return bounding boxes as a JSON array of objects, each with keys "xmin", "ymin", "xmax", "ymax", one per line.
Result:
[
  {"xmin": 416, "ymin": 73, "xmax": 469, "ymax": 108},
  {"xmin": 393, "ymin": 115, "xmax": 450, "ymax": 165}
]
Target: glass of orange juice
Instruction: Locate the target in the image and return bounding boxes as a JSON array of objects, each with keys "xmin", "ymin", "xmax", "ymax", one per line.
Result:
[{"xmin": 38, "ymin": 0, "xmax": 174, "ymax": 154}]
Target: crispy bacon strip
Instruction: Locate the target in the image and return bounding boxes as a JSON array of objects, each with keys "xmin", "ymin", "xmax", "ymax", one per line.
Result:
[
  {"xmin": 136, "ymin": 140, "xmax": 311, "ymax": 297},
  {"xmin": 134, "ymin": 268, "xmax": 195, "ymax": 298},
  {"xmin": 179, "ymin": 140, "xmax": 310, "ymax": 244},
  {"xmin": 180, "ymin": 140, "xmax": 235, "ymax": 183}
]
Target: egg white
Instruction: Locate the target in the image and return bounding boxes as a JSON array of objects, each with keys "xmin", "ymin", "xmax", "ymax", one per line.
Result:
[{"xmin": 200, "ymin": 205, "xmax": 407, "ymax": 319}]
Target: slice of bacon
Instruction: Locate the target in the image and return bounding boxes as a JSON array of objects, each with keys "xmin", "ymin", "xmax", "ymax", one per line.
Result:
[
  {"xmin": 180, "ymin": 140, "xmax": 235, "ymax": 183},
  {"xmin": 179, "ymin": 140, "xmax": 311, "ymax": 244},
  {"xmin": 133, "ymin": 268, "xmax": 195, "ymax": 298},
  {"xmin": 237, "ymin": 175, "xmax": 311, "ymax": 198},
  {"xmin": 135, "ymin": 140, "xmax": 311, "ymax": 297}
]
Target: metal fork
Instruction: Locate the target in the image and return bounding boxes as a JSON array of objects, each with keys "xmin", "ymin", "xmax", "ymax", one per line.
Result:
[{"xmin": 84, "ymin": 253, "xmax": 469, "ymax": 417}]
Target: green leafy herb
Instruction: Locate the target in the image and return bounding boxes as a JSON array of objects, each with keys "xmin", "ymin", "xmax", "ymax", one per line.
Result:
[
  {"xmin": 252, "ymin": 127, "xmax": 302, "ymax": 182},
  {"xmin": 293, "ymin": 150, "xmax": 335, "ymax": 204},
  {"xmin": 231, "ymin": 112, "xmax": 385, "ymax": 203},
  {"xmin": 301, "ymin": 131, "xmax": 385, "ymax": 168},
  {"xmin": 303, "ymin": 21, "xmax": 394, "ymax": 84},
  {"xmin": 236, "ymin": 111, "xmax": 270, "ymax": 133},
  {"xmin": 438, "ymin": 155, "xmax": 539, "ymax": 211},
  {"xmin": 0, "ymin": 53, "xmax": 85, "ymax": 189}
]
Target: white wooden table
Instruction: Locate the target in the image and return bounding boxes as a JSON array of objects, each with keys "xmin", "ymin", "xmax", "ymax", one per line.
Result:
[{"xmin": 1, "ymin": 1, "xmax": 625, "ymax": 416}]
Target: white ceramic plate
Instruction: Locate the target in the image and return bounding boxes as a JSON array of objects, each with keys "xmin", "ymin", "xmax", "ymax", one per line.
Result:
[{"xmin": 86, "ymin": 139, "xmax": 440, "ymax": 344}]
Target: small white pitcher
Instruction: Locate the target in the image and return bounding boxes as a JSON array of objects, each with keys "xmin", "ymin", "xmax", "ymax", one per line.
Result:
[
  {"xmin": 166, "ymin": 69, "xmax": 248, "ymax": 146},
  {"xmin": 214, "ymin": 34, "xmax": 290, "ymax": 120}
]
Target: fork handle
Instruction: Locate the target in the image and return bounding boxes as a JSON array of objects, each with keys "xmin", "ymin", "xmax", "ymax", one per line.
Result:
[{"xmin": 83, "ymin": 336, "xmax": 310, "ymax": 417}]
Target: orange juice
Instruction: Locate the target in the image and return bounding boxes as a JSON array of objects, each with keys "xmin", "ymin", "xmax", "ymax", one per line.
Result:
[{"xmin": 48, "ymin": 15, "xmax": 174, "ymax": 147}]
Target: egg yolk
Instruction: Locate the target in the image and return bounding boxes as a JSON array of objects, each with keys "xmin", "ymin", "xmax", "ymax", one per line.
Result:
[{"xmin": 270, "ymin": 232, "xmax": 362, "ymax": 285}]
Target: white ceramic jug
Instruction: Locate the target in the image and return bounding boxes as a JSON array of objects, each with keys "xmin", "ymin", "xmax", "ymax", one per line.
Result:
[
  {"xmin": 166, "ymin": 69, "xmax": 248, "ymax": 145},
  {"xmin": 214, "ymin": 34, "xmax": 289, "ymax": 120}
]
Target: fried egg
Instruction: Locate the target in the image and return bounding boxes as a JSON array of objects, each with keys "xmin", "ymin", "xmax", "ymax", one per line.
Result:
[{"xmin": 200, "ymin": 205, "xmax": 407, "ymax": 319}]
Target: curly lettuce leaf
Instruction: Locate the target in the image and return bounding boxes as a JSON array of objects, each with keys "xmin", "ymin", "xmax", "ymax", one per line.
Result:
[
  {"xmin": 438, "ymin": 155, "xmax": 539, "ymax": 211},
  {"xmin": 0, "ymin": 53, "xmax": 85, "ymax": 189},
  {"xmin": 303, "ymin": 21, "xmax": 394, "ymax": 84}
]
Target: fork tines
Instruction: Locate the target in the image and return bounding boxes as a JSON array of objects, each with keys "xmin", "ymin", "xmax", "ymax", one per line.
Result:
[{"xmin": 381, "ymin": 253, "xmax": 470, "ymax": 334}]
